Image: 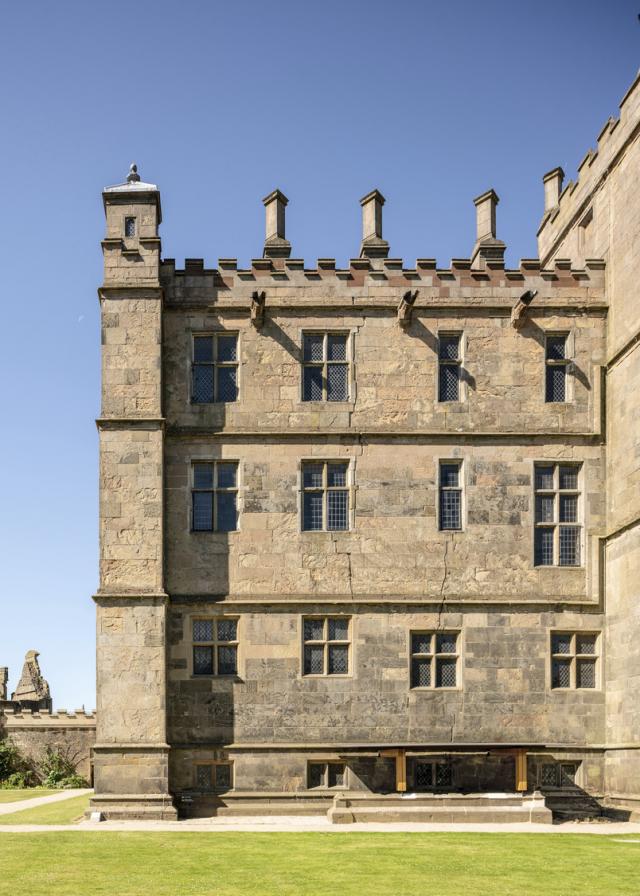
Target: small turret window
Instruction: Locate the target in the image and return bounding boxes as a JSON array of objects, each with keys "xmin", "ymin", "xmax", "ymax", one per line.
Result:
[{"xmin": 124, "ymin": 216, "xmax": 136, "ymax": 237}]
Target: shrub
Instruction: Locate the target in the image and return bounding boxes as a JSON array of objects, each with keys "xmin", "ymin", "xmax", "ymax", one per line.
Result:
[
  {"xmin": 0, "ymin": 740, "xmax": 27, "ymax": 783},
  {"xmin": 1, "ymin": 770, "xmax": 36, "ymax": 788},
  {"xmin": 38, "ymin": 748, "xmax": 88, "ymax": 788},
  {"xmin": 58, "ymin": 774, "xmax": 89, "ymax": 789}
]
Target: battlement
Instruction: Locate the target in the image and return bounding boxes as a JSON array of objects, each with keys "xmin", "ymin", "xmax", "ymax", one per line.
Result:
[
  {"xmin": 2, "ymin": 707, "xmax": 96, "ymax": 725},
  {"xmin": 538, "ymin": 70, "xmax": 640, "ymax": 264},
  {"xmin": 160, "ymin": 255, "xmax": 606, "ymax": 306}
]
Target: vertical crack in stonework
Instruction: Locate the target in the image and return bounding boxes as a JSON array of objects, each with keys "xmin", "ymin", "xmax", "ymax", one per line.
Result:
[{"xmin": 436, "ymin": 538, "xmax": 450, "ymax": 629}]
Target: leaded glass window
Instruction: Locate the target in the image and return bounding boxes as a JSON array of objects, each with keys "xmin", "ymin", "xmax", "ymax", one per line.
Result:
[
  {"xmin": 410, "ymin": 632, "xmax": 459, "ymax": 689},
  {"xmin": 303, "ymin": 617, "xmax": 350, "ymax": 676},
  {"xmin": 307, "ymin": 762, "xmax": 346, "ymax": 789},
  {"xmin": 545, "ymin": 334, "xmax": 570, "ymax": 402},
  {"xmin": 302, "ymin": 332, "xmax": 350, "ymax": 402},
  {"xmin": 124, "ymin": 216, "xmax": 136, "ymax": 237},
  {"xmin": 414, "ymin": 760, "xmax": 452, "ymax": 791},
  {"xmin": 192, "ymin": 617, "xmax": 238, "ymax": 676},
  {"xmin": 539, "ymin": 762, "xmax": 579, "ymax": 788},
  {"xmin": 301, "ymin": 461, "xmax": 350, "ymax": 531},
  {"xmin": 551, "ymin": 632, "xmax": 598, "ymax": 690},
  {"xmin": 191, "ymin": 462, "xmax": 238, "ymax": 532},
  {"xmin": 439, "ymin": 462, "xmax": 462, "ymax": 530},
  {"xmin": 195, "ymin": 762, "xmax": 233, "ymax": 792},
  {"xmin": 534, "ymin": 463, "xmax": 581, "ymax": 566},
  {"xmin": 438, "ymin": 333, "xmax": 461, "ymax": 402},
  {"xmin": 192, "ymin": 333, "xmax": 239, "ymax": 403}
]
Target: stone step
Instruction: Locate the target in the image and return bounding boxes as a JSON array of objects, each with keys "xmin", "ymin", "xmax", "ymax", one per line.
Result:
[
  {"xmin": 341, "ymin": 795, "xmax": 526, "ymax": 808},
  {"xmin": 329, "ymin": 803, "xmax": 552, "ymax": 824}
]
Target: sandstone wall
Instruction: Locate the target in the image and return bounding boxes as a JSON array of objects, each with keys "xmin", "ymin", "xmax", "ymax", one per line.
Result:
[
  {"xmin": 538, "ymin": 74, "xmax": 640, "ymax": 809},
  {"xmin": 2, "ymin": 710, "xmax": 96, "ymax": 780},
  {"xmin": 167, "ymin": 607, "xmax": 605, "ymax": 751}
]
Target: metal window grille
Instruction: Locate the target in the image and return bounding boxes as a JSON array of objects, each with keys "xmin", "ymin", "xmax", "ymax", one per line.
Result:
[
  {"xmin": 303, "ymin": 616, "xmax": 350, "ymax": 676},
  {"xmin": 192, "ymin": 617, "xmax": 238, "ymax": 676},
  {"xmin": 438, "ymin": 334, "xmax": 461, "ymax": 402},
  {"xmin": 410, "ymin": 632, "xmax": 458, "ymax": 688},
  {"xmin": 540, "ymin": 764, "xmax": 558, "ymax": 787},
  {"xmin": 195, "ymin": 764, "xmax": 213, "ymax": 790},
  {"xmin": 534, "ymin": 463, "xmax": 581, "ymax": 566},
  {"xmin": 545, "ymin": 334, "xmax": 569, "ymax": 402},
  {"xmin": 439, "ymin": 462, "xmax": 462, "ymax": 530},
  {"xmin": 302, "ymin": 332, "xmax": 350, "ymax": 402},
  {"xmin": 551, "ymin": 632, "xmax": 598, "ymax": 689},
  {"xmin": 414, "ymin": 761, "xmax": 452, "ymax": 790},
  {"xmin": 302, "ymin": 461, "xmax": 349, "ymax": 531},
  {"xmin": 192, "ymin": 333, "xmax": 238, "ymax": 403},
  {"xmin": 195, "ymin": 763, "xmax": 232, "ymax": 792},
  {"xmin": 307, "ymin": 762, "xmax": 346, "ymax": 789},
  {"xmin": 124, "ymin": 216, "xmax": 136, "ymax": 237},
  {"xmin": 191, "ymin": 462, "xmax": 238, "ymax": 532},
  {"xmin": 539, "ymin": 763, "xmax": 578, "ymax": 789}
]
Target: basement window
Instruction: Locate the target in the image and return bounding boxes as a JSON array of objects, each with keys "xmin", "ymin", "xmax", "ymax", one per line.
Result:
[
  {"xmin": 307, "ymin": 762, "xmax": 346, "ymax": 789},
  {"xmin": 195, "ymin": 762, "xmax": 233, "ymax": 792}
]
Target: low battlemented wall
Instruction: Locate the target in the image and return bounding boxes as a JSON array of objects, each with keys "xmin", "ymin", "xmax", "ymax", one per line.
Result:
[{"xmin": 2, "ymin": 708, "xmax": 96, "ymax": 781}]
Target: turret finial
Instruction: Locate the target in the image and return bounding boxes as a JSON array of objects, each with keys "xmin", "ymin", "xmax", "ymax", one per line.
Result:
[{"xmin": 127, "ymin": 163, "xmax": 140, "ymax": 184}]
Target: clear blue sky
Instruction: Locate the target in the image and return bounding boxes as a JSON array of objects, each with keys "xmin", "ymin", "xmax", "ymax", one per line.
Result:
[{"xmin": 0, "ymin": 0, "xmax": 637, "ymax": 709}]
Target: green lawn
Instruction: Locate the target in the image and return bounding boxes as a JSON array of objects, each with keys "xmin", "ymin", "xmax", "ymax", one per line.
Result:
[
  {"xmin": 0, "ymin": 794, "xmax": 89, "ymax": 825},
  {"xmin": 0, "ymin": 788, "xmax": 58, "ymax": 804},
  {"xmin": 0, "ymin": 833, "xmax": 638, "ymax": 896}
]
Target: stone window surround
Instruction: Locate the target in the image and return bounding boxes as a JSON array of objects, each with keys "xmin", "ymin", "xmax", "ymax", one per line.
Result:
[
  {"xmin": 300, "ymin": 615, "xmax": 352, "ymax": 679},
  {"xmin": 191, "ymin": 615, "xmax": 241, "ymax": 679},
  {"xmin": 188, "ymin": 328, "xmax": 241, "ymax": 406},
  {"xmin": 298, "ymin": 457, "xmax": 356, "ymax": 533},
  {"xmin": 437, "ymin": 328, "xmax": 465, "ymax": 404},
  {"xmin": 123, "ymin": 215, "xmax": 136, "ymax": 238},
  {"xmin": 298, "ymin": 326, "xmax": 357, "ymax": 404},
  {"xmin": 306, "ymin": 760, "xmax": 348, "ymax": 790},
  {"xmin": 409, "ymin": 630, "xmax": 462, "ymax": 690},
  {"xmin": 437, "ymin": 458, "xmax": 465, "ymax": 532},
  {"xmin": 193, "ymin": 760, "xmax": 234, "ymax": 792},
  {"xmin": 548, "ymin": 630, "xmax": 600, "ymax": 691},
  {"xmin": 532, "ymin": 460, "xmax": 583, "ymax": 568},
  {"xmin": 543, "ymin": 329, "xmax": 574, "ymax": 404},
  {"xmin": 536, "ymin": 760, "xmax": 581, "ymax": 789},
  {"xmin": 188, "ymin": 458, "xmax": 242, "ymax": 535}
]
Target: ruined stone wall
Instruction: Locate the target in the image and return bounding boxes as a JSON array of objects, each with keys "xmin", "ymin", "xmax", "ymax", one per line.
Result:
[{"xmin": 2, "ymin": 710, "xmax": 96, "ymax": 780}]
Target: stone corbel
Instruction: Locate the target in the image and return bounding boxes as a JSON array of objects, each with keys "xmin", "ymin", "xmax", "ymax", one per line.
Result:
[
  {"xmin": 251, "ymin": 291, "xmax": 266, "ymax": 329},
  {"xmin": 397, "ymin": 290, "xmax": 419, "ymax": 330},
  {"xmin": 511, "ymin": 289, "xmax": 537, "ymax": 329}
]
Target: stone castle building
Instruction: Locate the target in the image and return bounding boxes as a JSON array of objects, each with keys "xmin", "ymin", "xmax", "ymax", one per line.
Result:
[
  {"xmin": 92, "ymin": 71, "xmax": 640, "ymax": 821},
  {"xmin": 0, "ymin": 652, "xmax": 95, "ymax": 781}
]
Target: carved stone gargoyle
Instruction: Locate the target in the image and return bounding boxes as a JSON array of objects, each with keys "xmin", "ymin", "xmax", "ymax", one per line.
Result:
[
  {"xmin": 397, "ymin": 289, "xmax": 419, "ymax": 330},
  {"xmin": 251, "ymin": 290, "xmax": 266, "ymax": 329},
  {"xmin": 511, "ymin": 289, "xmax": 538, "ymax": 329}
]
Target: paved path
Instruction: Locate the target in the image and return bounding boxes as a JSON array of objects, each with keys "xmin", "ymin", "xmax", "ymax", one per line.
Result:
[
  {"xmin": 2, "ymin": 814, "xmax": 640, "ymax": 835},
  {"xmin": 0, "ymin": 789, "xmax": 91, "ymax": 816}
]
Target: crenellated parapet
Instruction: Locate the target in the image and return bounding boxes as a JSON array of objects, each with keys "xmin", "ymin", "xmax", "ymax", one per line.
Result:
[
  {"xmin": 160, "ymin": 255, "xmax": 606, "ymax": 310},
  {"xmin": 3, "ymin": 707, "xmax": 96, "ymax": 726},
  {"xmin": 538, "ymin": 70, "xmax": 640, "ymax": 266}
]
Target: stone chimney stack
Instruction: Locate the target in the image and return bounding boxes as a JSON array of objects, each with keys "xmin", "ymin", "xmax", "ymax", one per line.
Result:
[
  {"xmin": 262, "ymin": 189, "xmax": 291, "ymax": 258},
  {"xmin": 543, "ymin": 167, "xmax": 565, "ymax": 212},
  {"xmin": 471, "ymin": 188, "xmax": 506, "ymax": 268},
  {"xmin": 359, "ymin": 189, "xmax": 389, "ymax": 259},
  {"xmin": 0, "ymin": 667, "xmax": 7, "ymax": 701}
]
